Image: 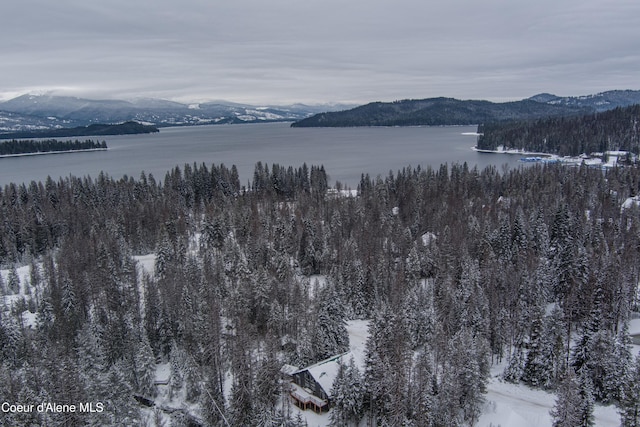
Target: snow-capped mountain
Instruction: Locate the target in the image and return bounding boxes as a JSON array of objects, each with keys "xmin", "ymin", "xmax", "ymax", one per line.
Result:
[
  {"xmin": 0, "ymin": 94, "xmax": 352, "ymax": 132},
  {"xmin": 527, "ymin": 89, "xmax": 640, "ymax": 112}
]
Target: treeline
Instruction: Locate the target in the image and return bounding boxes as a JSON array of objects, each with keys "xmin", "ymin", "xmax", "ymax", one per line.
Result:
[
  {"xmin": 0, "ymin": 121, "xmax": 159, "ymax": 140},
  {"xmin": 0, "ymin": 138, "xmax": 107, "ymax": 156},
  {"xmin": 1, "ymin": 162, "xmax": 640, "ymax": 425},
  {"xmin": 477, "ymin": 104, "xmax": 640, "ymax": 156}
]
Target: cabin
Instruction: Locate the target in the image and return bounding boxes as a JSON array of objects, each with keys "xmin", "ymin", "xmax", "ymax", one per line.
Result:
[{"xmin": 287, "ymin": 352, "xmax": 350, "ymax": 413}]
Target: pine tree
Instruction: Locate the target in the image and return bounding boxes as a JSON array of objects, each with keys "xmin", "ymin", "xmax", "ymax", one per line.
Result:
[
  {"xmin": 135, "ymin": 332, "xmax": 157, "ymax": 398},
  {"xmin": 410, "ymin": 348, "xmax": 435, "ymax": 427},
  {"xmin": 330, "ymin": 357, "xmax": 364, "ymax": 426},
  {"xmin": 550, "ymin": 371, "xmax": 582, "ymax": 427},
  {"xmin": 168, "ymin": 342, "xmax": 185, "ymax": 399},
  {"xmin": 313, "ymin": 283, "xmax": 349, "ymax": 360},
  {"xmin": 522, "ymin": 307, "xmax": 549, "ymax": 387},
  {"xmin": 619, "ymin": 355, "xmax": 640, "ymax": 426},
  {"xmin": 577, "ymin": 369, "xmax": 595, "ymax": 427},
  {"xmin": 7, "ymin": 265, "xmax": 20, "ymax": 294}
]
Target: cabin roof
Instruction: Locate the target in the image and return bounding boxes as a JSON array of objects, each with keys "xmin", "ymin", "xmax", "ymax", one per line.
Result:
[{"xmin": 292, "ymin": 352, "xmax": 351, "ymax": 398}]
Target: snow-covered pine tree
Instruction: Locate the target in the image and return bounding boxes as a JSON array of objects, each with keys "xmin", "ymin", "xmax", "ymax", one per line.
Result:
[
  {"xmin": 522, "ymin": 307, "xmax": 549, "ymax": 388},
  {"xmin": 409, "ymin": 348, "xmax": 435, "ymax": 427},
  {"xmin": 503, "ymin": 342, "xmax": 525, "ymax": 383},
  {"xmin": 135, "ymin": 332, "xmax": 157, "ymax": 398},
  {"xmin": 168, "ymin": 342, "xmax": 185, "ymax": 398},
  {"xmin": 313, "ymin": 282, "xmax": 349, "ymax": 360},
  {"xmin": 330, "ymin": 357, "xmax": 364, "ymax": 427},
  {"xmin": 7, "ymin": 264, "xmax": 20, "ymax": 294},
  {"xmin": 619, "ymin": 355, "xmax": 640, "ymax": 426},
  {"xmin": 550, "ymin": 371, "xmax": 582, "ymax": 427},
  {"xmin": 577, "ymin": 369, "xmax": 595, "ymax": 427},
  {"xmin": 542, "ymin": 305, "xmax": 568, "ymax": 388}
]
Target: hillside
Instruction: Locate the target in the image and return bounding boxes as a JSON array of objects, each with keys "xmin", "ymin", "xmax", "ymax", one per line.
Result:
[
  {"xmin": 528, "ymin": 89, "xmax": 640, "ymax": 112},
  {"xmin": 290, "ymin": 97, "xmax": 591, "ymax": 127},
  {"xmin": 477, "ymin": 104, "xmax": 640, "ymax": 156}
]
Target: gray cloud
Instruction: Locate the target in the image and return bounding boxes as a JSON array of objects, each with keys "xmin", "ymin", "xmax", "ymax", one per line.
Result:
[{"xmin": 1, "ymin": 0, "xmax": 639, "ymax": 104}]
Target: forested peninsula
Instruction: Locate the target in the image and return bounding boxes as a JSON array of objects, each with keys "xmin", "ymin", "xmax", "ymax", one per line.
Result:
[
  {"xmin": 477, "ymin": 104, "xmax": 640, "ymax": 157},
  {"xmin": 0, "ymin": 121, "xmax": 158, "ymax": 140},
  {"xmin": 291, "ymin": 97, "xmax": 589, "ymax": 127},
  {"xmin": 0, "ymin": 139, "xmax": 107, "ymax": 156},
  {"xmin": 1, "ymin": 161, "xmax": 640, "ymax": 425}
]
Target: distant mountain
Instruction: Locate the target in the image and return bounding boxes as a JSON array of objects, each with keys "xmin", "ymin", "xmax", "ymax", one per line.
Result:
[
  {"xmin": 291, "ymin": 97, "xmax": 592, "ymax": 127},
  {"xmin": 0, "ymin": 94, "xmax": 351, "ymax": 133},
  {"xmin": 527, "ymin": 90, "xmax": 640, "ymax": 112}
]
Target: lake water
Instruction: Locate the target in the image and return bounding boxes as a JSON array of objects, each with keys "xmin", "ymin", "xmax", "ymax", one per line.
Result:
[{"xmin": 0, "ymin": 122, "xmax": 525, "ymax": 189}]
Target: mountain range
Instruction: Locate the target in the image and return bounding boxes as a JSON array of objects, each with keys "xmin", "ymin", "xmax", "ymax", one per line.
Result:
[
  {"xmin": 291, "ymin": 90, "xmax": 640, "ymax": 127},
  {"xmin": 0, "ymin": 94, "xmax": 352, "ymax": 133},
  {"xmin": 2, "ymin": 90, "xmax": 639, "ymax": 133}
]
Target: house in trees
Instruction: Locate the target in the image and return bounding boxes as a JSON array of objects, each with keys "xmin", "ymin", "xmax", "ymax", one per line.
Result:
[{"xmin": 287, "ymin": 352, "xmax": 350, "ymax": 413}]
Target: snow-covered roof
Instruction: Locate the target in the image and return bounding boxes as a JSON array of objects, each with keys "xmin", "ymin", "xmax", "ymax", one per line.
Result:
[
  {"xmin": 622, "ymin": 195, "xmax": 640, "ymax": 212},
  {"xmin": 280, "ymin": 364, "xmax": 300, "ymax": 376},
  {"xmin": 292, "ymin": 352, "xmax": 351, "ymax": 398}
]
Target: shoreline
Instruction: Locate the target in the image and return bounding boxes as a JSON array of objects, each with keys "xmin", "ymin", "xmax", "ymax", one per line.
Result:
[
  {"xmin": 471, "ymin": 146, "xmax": 554, "ymax": 157},
  {"xmin": 471, "ymin": 146, "xmax": 635, "ymax": 168},
  {"xmin": 0, "ymin": 148, "xmax": 108, "ymax": 159}
]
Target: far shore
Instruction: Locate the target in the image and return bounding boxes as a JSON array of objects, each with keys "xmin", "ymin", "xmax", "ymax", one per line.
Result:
[
  {"xmin": 0, "ymin": 147, "xmax": 108, "ymax": 159},
  {"xmin": 471, "ymin": 146, "xmax": 554, "ymax": 157}
]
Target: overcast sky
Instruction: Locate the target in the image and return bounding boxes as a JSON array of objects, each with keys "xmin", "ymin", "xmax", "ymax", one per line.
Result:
[{"xmin": 1, "ymin": 0, "xmax": 639, "ymax": 105}]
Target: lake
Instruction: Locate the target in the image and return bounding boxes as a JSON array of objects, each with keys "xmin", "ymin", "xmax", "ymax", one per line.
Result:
[{"xmin": 0, "ymin": 122, "xmax": 525, "ymax": 189}]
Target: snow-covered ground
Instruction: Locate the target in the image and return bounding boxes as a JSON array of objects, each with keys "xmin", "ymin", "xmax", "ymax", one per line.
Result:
[
  {"xmin": 1, "ymin": 264, "xmax": 40, "ymax": 328},
  {"xmin": 479, "ymin": 320, "xmax": 640, "ymax": 427},
  {"xmin": 473, "ymin": 145, "xmax": 636, "ymax": 170},
  {"xmin": 134, "ymin": 253, "xmax": 157, "ymax": 276},
  {"xmin": 479, "ymin": 364, "xmax": 621, "ymax": 427}
]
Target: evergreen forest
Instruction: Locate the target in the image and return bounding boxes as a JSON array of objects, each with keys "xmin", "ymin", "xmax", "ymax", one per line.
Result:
[
  {"xmin": 0, "ymin": 139, "xmax": 107, "ymax": 156},
  {"xmin": 0, "ymin": 121, "xmax": 159, "ymax": 140},
  {"xmin": 291, "ymin": 98, "xmax": 588, "ymax": 128},
  {"xmin": 477, "ymin": 104, "xmax": 640, "ymax": 157},
  {"xmin": 1, "ymin": 161, "xmax": 640, "ymax": 426}
]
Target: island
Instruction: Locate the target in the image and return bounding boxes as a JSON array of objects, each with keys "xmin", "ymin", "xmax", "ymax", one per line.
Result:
[{"xmin": 0, "ymin": 138, "xmax": 108, "ymax": 157}]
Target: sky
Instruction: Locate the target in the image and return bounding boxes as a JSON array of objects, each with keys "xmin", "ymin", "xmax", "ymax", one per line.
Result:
[{"xmin": 1, "ymin": 0, "xmax": 639, "ymax": 105}]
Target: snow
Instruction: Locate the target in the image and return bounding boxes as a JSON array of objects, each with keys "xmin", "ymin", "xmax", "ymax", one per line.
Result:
[
  {"xmin": 134, "ymin": 253, "xmax": 156, "ymax": 277},
  {"xmin": 629, "ymin": 317, "xmax": 640, "ymax": 336},
  {"xmin": 0, "ymin": 148, "xmax": 108, "ymax": 158},
  {"xmin": 21, "ymin": 310, "xmax": 38, "ymax": 328},
  {"xmin": 421, "ymin": 232, "xmax": 437, "ymax": 246},
  {"xmin": 306, "ymin": 275, "xmax": 328, "ymax": 297},
  {"xmin": 2, "ymin": 265, "xmax": 32, "ymax": 302},
  {"xmin": 345, "ymin": 319, "xmax": 369, "ymax": 370},
  {"xmin": 479, "ymin": 363, "xmax": 621, "ymax": 427},
  {"xmin": 621, "ymin": 196, "xmax": 640, "ymax": 212},
  {"xmin": 281, "ymin": 364, "xmax": 300, "ymax": 376},
  {"xmin": 629, "ymin": 317, "xmax": 640, "ymax": 348},
  {"xmin": 1, "ymin": 264, "xmax": 41, "ymax": 329},
  {"xmin": 154, "ymin": 363, "xmax": 171, "ymax": 385}
]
